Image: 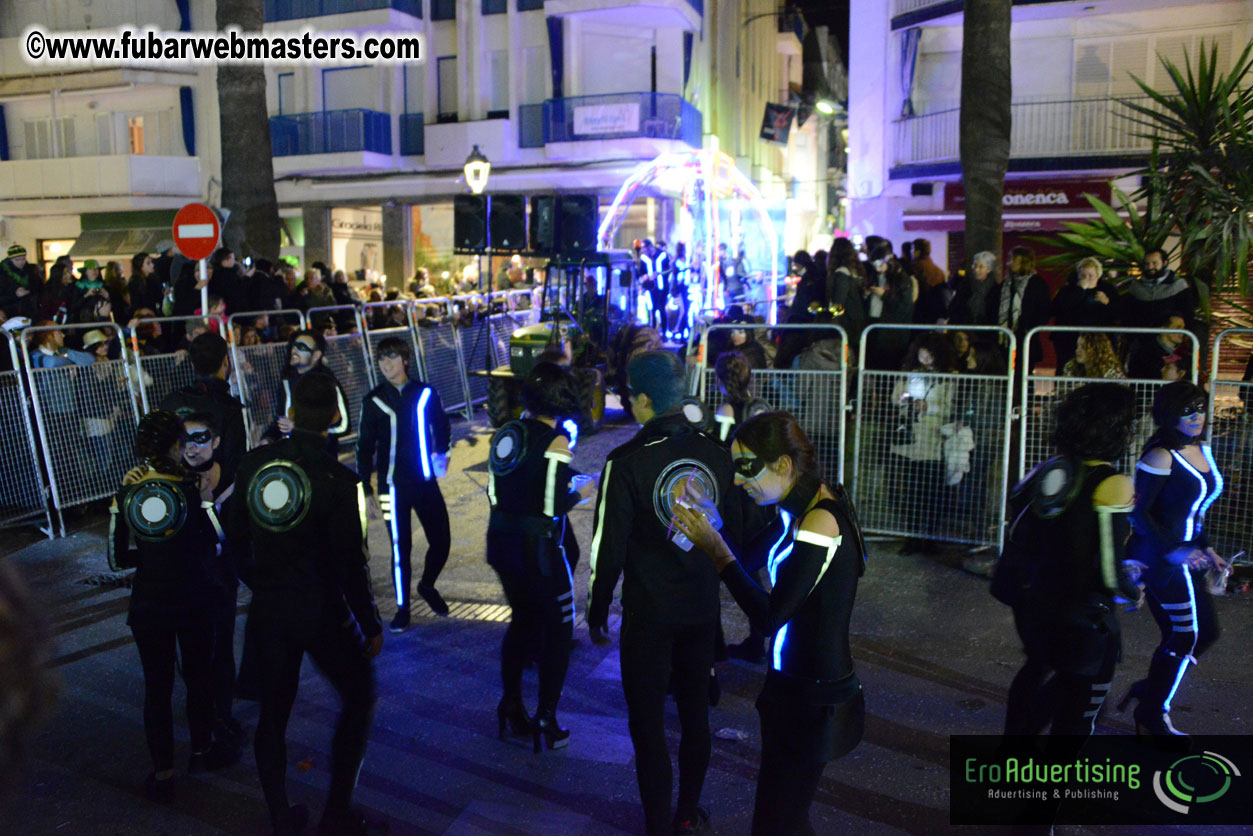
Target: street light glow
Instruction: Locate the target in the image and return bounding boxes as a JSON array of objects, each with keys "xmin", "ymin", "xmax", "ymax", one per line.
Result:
[
  {"xmin": 464, "ymin": 145, "xmax": 491, "ymax": 195},
  {"xmin": 816, "ymin": 99, "xmax": 836, "ymax": 115}
]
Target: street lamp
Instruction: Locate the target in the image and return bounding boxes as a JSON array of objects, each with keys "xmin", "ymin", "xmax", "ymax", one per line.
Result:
[
  {"xmin": 815, "ymin": 99, "xmax": 836, "ymax": 116},
  {"xmin": 464, "ymin": 145, "xmax": 490, "ymax": 195}
]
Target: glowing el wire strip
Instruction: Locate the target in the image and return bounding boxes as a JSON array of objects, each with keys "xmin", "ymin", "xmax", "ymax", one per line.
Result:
[
  {"xmin": 1170, "ymin": 450, "xmax": 1208, "ymax": 542},
  {"xmin": 416, "ymin": 387, "xmax": 432, "ymax": 480}
]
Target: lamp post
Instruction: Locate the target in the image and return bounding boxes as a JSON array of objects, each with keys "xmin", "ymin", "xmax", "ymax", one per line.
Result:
[{"xmin": 464, "ymin": 145, "xmax": 491, "ymax": 290}]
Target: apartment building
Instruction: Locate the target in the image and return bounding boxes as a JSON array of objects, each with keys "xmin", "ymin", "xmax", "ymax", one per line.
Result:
[
  {"xmin": 848, "ymin": 0, "xmax": 1252, "ymax": 282},
  {"xmin": 0, "ymin": 0, "xmax": 835, "ymax": 283}
]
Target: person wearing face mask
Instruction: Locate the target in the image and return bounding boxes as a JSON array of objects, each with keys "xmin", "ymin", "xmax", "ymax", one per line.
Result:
[
  {"xmin": 356, "ymin": 337, "xmax": 452, "ymax": 631},
  {"xmin": 269, "ymin": 329, "xmax": 350, "ymax": 455},
  {"xmin": 179, "ymin": 412, "xmax": 247, "ymax": 749},
  {"xmin": 587, "ymin": 350, "xmax": 742, "ymax": 836},
  {"xmin": 862, "ymin": 239, "xmax": 918, "ymax": 371},
  {"xmin": 1119, "ymin": 382, "xmax": 1228, "ymax": 737},
  {"xmin": 672, "ymin": 411, "xmax": 866, "ymax": 836},
  {"xmin": 995, "ymin": 246, "xmax": 1051, "ymax": 373},
  {"xmin": 1050, "ymin": 257, "xmax": 1120, "ymax": 372},
  {"xmin": 1120, "ymin": 249, "xmax": 1196, "ymax": 332},
  {"xmin": 160, "ymin": 333, "xmax": 247, "ymax": 483}
]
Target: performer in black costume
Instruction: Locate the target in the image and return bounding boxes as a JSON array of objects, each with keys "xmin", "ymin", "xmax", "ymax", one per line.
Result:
[
  {"xmin": 356, "ymin": 337, "xmax": 452, "ymax": 631},
  {"xmin": 159, "ymin": 332, "xmax": 247, "ymax": 482},
  {"xmin": 673, "ymin": 411, "xmax": 867, "ymax": 836},
  {"xmin": 109, "ymin": 410, "xmax": 239, "ymax": 802},
  {"xmin": 990, "ymin": 383, "xmax": 1142, "ymax": 736},
  {"xmin": 269, "ymin": 329, "xmax": 350, "ymax": 454},
  {"xmin": 487, "ymin": 362, "xmax": 597, "ymax": 751},
  {"xmin": 587, "ymin": 350, "xmax": 742, "ymax": 836},
  {"xmin": 230, "ymin": 375, "xmax": 385, "ymax": 836},
  {"xmin": 1120, "ymin": 381, "xmax": 1228, "ymax": 736}
]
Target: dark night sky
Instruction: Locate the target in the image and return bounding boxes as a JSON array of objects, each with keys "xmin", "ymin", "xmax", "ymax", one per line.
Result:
[{"xmin": 795, "ymin": 0, "xmax": 850, "ymax": 64}]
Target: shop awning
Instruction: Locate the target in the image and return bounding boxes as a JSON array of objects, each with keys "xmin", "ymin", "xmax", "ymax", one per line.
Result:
[
  {"xmin": 67, "ymin": 228, "xmax": 170, "ymax": 261},
  {"xmin": 902, "ymin": 210, "xmax": 1129, "ymax": 233}
]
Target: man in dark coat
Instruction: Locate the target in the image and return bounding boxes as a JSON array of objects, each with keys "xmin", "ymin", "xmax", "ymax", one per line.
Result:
[{"xmin": 994, "ymin": 246, "xmax": 1052, "ymax": 371}]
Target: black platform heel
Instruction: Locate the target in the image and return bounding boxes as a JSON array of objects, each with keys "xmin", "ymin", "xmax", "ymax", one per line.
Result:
[
  {"xmin": 1115, "ymin": 680, "xmax": 1146, "ymax": 714},
  {"xmin": 531, "ymin": 711, "xmax": 570, "ymax": 753},
  {"xmin": 497, "ymin": 697, "xmax": 530, "ymax": 740}
]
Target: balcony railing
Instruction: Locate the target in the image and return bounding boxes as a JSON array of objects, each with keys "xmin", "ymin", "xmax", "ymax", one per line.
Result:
[
  {"xmin": 264, "ymin": 0, "xmax": 421, "ymax": 21},
  {"xmin": 892, "ymin": 96, "xmax": 1157, "ymax": 167},
  {"xmin": 541, "ymin": 92, "xmax": 701, "ymax": 147},
  {"xmin": 269, "ymin": 109, "xmax": 392, "ymax": 156},
  {"xmin": 892, "ymin": 0, "xmax": 955, "ymax": 16},
  {"xmin": 400, "ymin": 112, "xmax": 424, "ymax": 156}
]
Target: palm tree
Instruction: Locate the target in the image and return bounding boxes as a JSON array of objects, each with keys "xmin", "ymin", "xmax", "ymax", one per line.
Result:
[
  {"xmin": 216, "ymin": 0, "xmax": 280, "ymax": 260},
  {"xmin": 959, "ymin": 0, "xmax": 1012, "ymax": 268}
]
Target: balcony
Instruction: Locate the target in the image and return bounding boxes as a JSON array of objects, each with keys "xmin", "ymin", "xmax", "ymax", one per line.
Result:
[
  {"xmin": 539, "ymin": 92, "xmax": 701, "ymax": 158},
  {"xmin": 543, "ymin": 0, "xmax": 700, "ymax": 30},
  {"xmin": 270, "ymin": 109, "xmax": 392, "ymax": 156},
  {"xmin": 264, "ymin": 0, "xmax": 421, "ymax": 22},
  {"xmin": 400, "ymin": 112, "xmax": 425, "ymax": 156},
  {"xmin": 0, "ymin": 155, "xmax": 200, "ymax": 209},
  {"xmin": 892, "ymin": 95, "xmax": 1156, "ymax": 170}
]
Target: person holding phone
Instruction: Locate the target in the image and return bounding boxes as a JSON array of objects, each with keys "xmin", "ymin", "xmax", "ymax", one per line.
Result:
[{"xmin": 356, "ymin": 337, "xmax": 452, "ymax": 631}]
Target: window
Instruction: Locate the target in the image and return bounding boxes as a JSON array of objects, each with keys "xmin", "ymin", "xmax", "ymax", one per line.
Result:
[
  {"xmin": 485, "ymin": 50, "xmax": 509, "ymax": 118},
  {"xmin": 521, "ymin": 46, "xmax": 547, "ymax": 104},
  {"xmin": 432, "ymin": 0, "xmax": 455, "ymax": 20},
  {"xmin": 1073, "ymin": 30, "xmax": 1234, "ymax": 99},
  {"xmin": 22, "ymin": 117, "xmax": 74, "ymax": 159},
  {"xmin": 404, "ymin": 64, "xmax": 424, "ymax": 113},
  {"xmin": 128, "ymin": 116, "xmax": 144, "ymax": 154},
  {"xmin": 437, "ymin": 56, "xmax": 458, "ymax": 122},
  {"xmin": 517, "ymin": 0, "xmax": 542, "ymax": 9},
  {"xmin": 482, "ymin": 0, "xmax": 506, "ymax": 12},
  {"xmin": 323, "ymin": 66, "xmax": 374, "ymax": 111},
  {"xmin": 278, "ymin": 72, "xmax": 294, "ymax": 114}
]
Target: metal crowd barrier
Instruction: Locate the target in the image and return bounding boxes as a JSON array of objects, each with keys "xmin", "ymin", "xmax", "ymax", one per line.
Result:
[
  {"xmin": 130, "ymin": 315, "xmax": 226, "ymax": 413},
  {"xmin": 21, "ymin": 322, "xmax": 142, "ymax": 534},
  {"xmin": 364, "ymin": 299, "xmax": 425, "ymax": 380},
  {"xmin": 0, "ymin": 334, "xmax": 53, "ymax": 535},
  {"xmin": 853, "ymin": 324, "xmax": 1016, "ymax": 553},
  {"xmin": 409, "ymin": 299, "xmax": 472, "ymax": 419},
  {"xmin": 1019, "ymin": 326, "xmax": 1201, "ymax": 480},
  {"xmin": 1207, "ymin": 328, "xmax": 1253, "ymax": 563},
  {"xmin": 227, "ymin": 309, "xmax": 307, "ymax": 448},
  {"xmin": 306, "ymin": 305, "xmax": 373, "ymax": 442},
  {"xmin": 453, "ymin": 293, "xmax": 500, "ymax": 410},
  {"xmin": 695, "ymin": 323, "xmax": 849, "ymax": 488}
]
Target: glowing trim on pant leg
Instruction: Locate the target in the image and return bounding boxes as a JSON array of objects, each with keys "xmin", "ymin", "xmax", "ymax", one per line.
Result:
[
  {"xmin": 560, "ymin": 519, "xmax": 576, "ymax": 625},
  {"xmin": 388, "ymin": 486, "xmax": 403, "ymax": 606},
  {"xmin": 1163, "ymin": 566, "xmax": 1199, "ymax": 715}
]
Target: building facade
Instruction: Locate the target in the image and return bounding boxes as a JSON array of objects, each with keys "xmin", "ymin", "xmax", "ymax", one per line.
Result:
[{"xmin": 848, "ymin": 0, "xmax": 1253, "ymax": 280}]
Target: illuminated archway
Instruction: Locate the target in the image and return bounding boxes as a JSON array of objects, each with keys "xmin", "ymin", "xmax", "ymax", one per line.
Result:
[{"xmin": 598, "ymin": 148, "xmax": 781, "ymax": 324}]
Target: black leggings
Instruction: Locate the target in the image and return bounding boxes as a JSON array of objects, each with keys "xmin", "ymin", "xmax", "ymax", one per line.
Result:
[
  {"xmin": 1139, "ymin": 565, "xmax": 1220, "ymax": 715},
  {"xmin": 492, "ymin": 538, "xmax": 574, "ymax": 715},
  {"xmin": 619, "ymin": 613, "xmax": 716, "ymax": 836},
  {"xmin": 249, "ymin": 613, "xmax": 376, "ymax": 830},
  {"xmin": 382, "ymin": 479, "xmax": 451, "ymax": 608},
  {"xmin": 131, "ymin": 613, "xmax": 215, "ymax": 772},
  {"xmin": 213, "ymin": 582, "xmax": 239, "ymax": 723}
]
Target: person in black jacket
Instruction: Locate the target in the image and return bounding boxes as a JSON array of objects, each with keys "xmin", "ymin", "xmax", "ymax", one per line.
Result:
[
  {"xmin": 995, "ymin": 246, "xmax": 1052, "ymax": 372},
  {"xmin": 270, "ymin": 330, "xmax": 350, "ymax": 455},
  {"xmin": 109, "ymin": 411, "xmax": 239, "ymax": 802},
  {"xmin": 1050, "ymin": 257, "xmax": 1119, "ymax": 372},
  {"xmin": 128, "ymin": 252, "xmax": 162, "ymax": 314},
  {"xmin": 587, "ymin": 350, "xmax": 742, "ymax": 836},
  {"xmin": 230, "ymin": 374, "xmax": 385, "ymax": 836},
  {"xmin": 357, "ymin": 337, "xmax": 452, "ymax": 632},
  {"xmin": 488, "ymin": 363, "xmax": 596, "ymax": 751},
  {"xmin": 994, "ymin": 383, "xmax": 1142, "ymax": 737},
  {"xmin": 207, "ymin": 247, "xmax": 247, "ymax": 317},
  {"xmin": 159, "ymin": 333, "xmax": 247, "ymax": 483},
  {"xmin": 672, "ymin": 411, "xmax": 867, "ymax": 836}
]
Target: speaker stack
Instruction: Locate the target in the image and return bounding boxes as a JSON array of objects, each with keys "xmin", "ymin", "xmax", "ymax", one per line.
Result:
[{"xmin": 455, "ymin": 193, "xmax": 600, "ymax": 256}]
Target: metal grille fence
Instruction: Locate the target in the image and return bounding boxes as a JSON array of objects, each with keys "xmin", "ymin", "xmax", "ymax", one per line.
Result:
[
  {"xmin": 696, "ymin": 324, "xmax": 849, "ymax": 486},
  {"xmin": 0, "ymin": 335, "xmax": 52, "ymax": 533},
  {"xmin": 454, "ymin": 294, "xmax": 500, "ymax": 410},
  {"xmin": 411, "ymin": 302, "xmax": 472, "ymax": 418},
  {"xmin": 1207, "ymin": 328, "xmax": 1253, "ymax": 562},
  {"xmin": 307, "ymin": 306, "xmax": 373, "ymax": 442},
  {"xmin": 22, "ymin": 323, "xmax": 142, "ymax": 524},
  {"xmin": 228, "ymin": 310, "xmax": 306, "ymax": 448},
  {"xmin": 131, "ymin": 316, "xmax": 224, "ymax": 413},
  {"xmin": 853, "ymin": 325, "xmax": 1015, "ymax": 552},
  {"xmin": 1019, "ymin": 327, "xmax": 1201, "ymax": 481}
]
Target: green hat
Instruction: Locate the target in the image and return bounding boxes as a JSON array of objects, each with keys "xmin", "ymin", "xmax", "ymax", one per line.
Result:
[
  {"xmin": 81, "ymin": 259, "xmax": 100, "ymax": 272},
  {"xmin": 6, "ymin": 244, "xmax": 26, "ymax": 259}
]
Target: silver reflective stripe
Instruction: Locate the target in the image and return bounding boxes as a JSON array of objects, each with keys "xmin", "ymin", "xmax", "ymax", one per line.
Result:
[
  {"xmin": 331, "ymin": 385, "xmax": 350, "ymax": 434},
  {"xmin": 282, "ymin": 379, "xmax": 292, "ymax": 415},
  {"xmin": 715, "ymin": 414, "xmax": 735, "ymax": 442},
  {"xmin": 1135, "ymin": 461, "xmax": 1171, "ymax": 475},
  {"xmin": 371, "ymin": 395, "xmax": 397, "ymax": 485},
  {"xmin": 588, "ymin": 460, "xmax": 614, "ymax": 591},
  {"xmin": 356, "ymin": 482, "xmax": 368, "ymax": 540},
  {"xmin": 487, "ymin": 469, "xmax": 496, "ymax": 506},
  {"xmin": 543, "ymin": 449, "xmax": 572, "ymax": 517},
  {"xmin": 107, "ymin": 501, "xmax": 120, "ymax": 571},
  {"xmin": 1094, "ymin": 502, "xmax": 1131, "ymax": 593},
  {"xmin": 795, "ymin": 529, "xmax": 841, "ymax": 594},
  {"xmin": 202, "ymin": 501, "xmax": 225, "ymax": 542}
]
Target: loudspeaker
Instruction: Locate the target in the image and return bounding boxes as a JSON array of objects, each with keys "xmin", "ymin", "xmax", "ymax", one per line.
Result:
[
  {"xmin": 529, "ymin": 195, "xmax": 557, "ymax": 254},
  {"xmin": 454, "ymin": 194, "xmax": 488, "ymax": 253},
  {"xmin": 489, "ymin": 195, "xmax": 525, "ymax": 251},
  {"xmin": 559, "ymin": 195, "xmax": 598, "ymax": 255}
]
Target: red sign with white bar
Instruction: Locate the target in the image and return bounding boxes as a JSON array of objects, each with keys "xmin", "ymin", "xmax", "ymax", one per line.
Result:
[{"xmin": 173, "ymin": 202, "xmax": 221, "ymax": 261}]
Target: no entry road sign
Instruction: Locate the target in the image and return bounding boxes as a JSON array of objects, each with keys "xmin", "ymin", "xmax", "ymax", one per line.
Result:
[{"xmin": 173, "ymin": 203, "xmax": 221, "ymax": 261}]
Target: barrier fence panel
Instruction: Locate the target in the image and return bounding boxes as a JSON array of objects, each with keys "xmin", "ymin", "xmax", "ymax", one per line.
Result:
[
  {"xmin": 228, "ymin": 310, "xmax": 307, "ymax": 449},
  {"xmin": 409, "ymin": 302, "xmax": 472, "ymax": 419},
  {"xmin": 131, "ymin": 315, "xmax": 224, "ymax": 414},
  {"xmin": 22, "ymin": 322, "xmax": 142, "ymax": 529},
  {"xmin": 696, "ymin": 323, "xmax": 848, "ymax": 486},
  {"xmin": 1, "ymin": 335, "xmax": 53, "ymax": 535},
  {"xmin": 1207, "ymin": 328, "xmax": 1253, "ymax": 563},
  {"xmin": 454, "ymin": 294, "xmax": 500, "ymax": 410},
  {"xmin": 853, "ymin": 324, "xmax": 1015, "ymax": 552},
  {"xmin": 1019, "ymin": 327, "xmax": 1201, "ymax": 481},
  {"xmin": 307, "ymin": 306, "xmax": 373, "ymax": 443},
  {"xmin": 363, "ymin": 300, "xmax": 424, "ymax": 380}
]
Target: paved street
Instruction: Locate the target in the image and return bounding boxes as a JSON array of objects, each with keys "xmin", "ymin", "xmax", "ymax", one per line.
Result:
[{"xmin": 1, "ymin": 406, "xmax": 1250, "ymax": 835}]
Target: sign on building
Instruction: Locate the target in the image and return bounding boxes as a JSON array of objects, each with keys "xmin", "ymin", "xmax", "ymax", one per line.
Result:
[{"xmin": 573, "ymin": 103, "xmax": 641, "ymax": 136}]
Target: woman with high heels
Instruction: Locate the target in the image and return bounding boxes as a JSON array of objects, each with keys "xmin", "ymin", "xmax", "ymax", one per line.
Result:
[
  {"xmin": 994, "ymin": 383, "xmax": 1142, "ymax": 736},
  {"xmin": 672, "ymin": 411, "xmax": 866, "ymax": 836},
  {"xmin": 486, "ymin": 362, "xmax": 596, "ymax": 751},
  {"xmin": 1122, "ymin": 381, "xmax": 1228, "ymax": 735}
]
